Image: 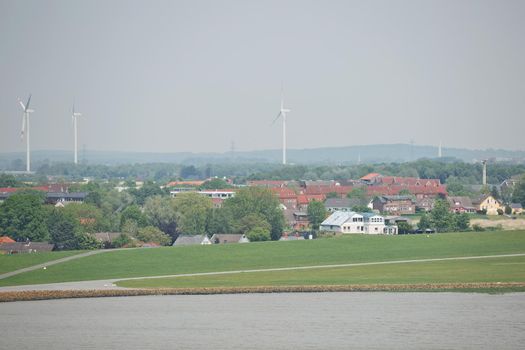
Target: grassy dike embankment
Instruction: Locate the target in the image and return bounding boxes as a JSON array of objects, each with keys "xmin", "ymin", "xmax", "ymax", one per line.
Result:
[{"xmin": 1, "ymin": 231, "xmax": 525, "ymax": 301}]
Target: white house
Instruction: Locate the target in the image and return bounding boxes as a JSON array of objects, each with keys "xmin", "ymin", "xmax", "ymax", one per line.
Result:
[{"xmin": 320, "ymin": 211, "xmax": 397, "ymax": 235}]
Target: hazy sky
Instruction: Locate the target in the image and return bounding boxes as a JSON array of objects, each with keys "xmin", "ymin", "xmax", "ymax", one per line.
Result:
[{"xmin": 1, "ymin": 0, "xmax": 524, "ymax": 154}]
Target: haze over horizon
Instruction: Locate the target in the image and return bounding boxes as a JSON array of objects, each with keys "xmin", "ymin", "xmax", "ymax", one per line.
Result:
[{"xmin": 1, "ymin": 0, "xmax": 524, "ymax": 155}]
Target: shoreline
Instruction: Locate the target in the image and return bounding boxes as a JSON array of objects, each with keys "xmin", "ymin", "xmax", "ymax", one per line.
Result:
[{"xmin": 2, "ymin": 282, "xmax": 525, "ymax": 302}]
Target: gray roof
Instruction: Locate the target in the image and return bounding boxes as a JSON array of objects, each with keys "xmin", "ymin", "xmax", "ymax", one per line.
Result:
[
  {"xmin": 510, "ymin": 203, "xmax": 523, "ymax": 209},
  {"xmin": 91, "ymin": 232, "xmax": 124, "ymax": 242},
  {"xmin": 320, "ymin": 211, "xmax": 360, "ymax": 227},
  {"xmin": 173, "ymin": 235, "xmax": 209, "ymax": 246},
  {"xmin": 46, "ymin": 192, "xmax": 88, "ymax": 199},
  {"xmin": 377, "ymin": 195, "xmax": 415, "ymax": 203},
  {"xmin": 0, "ymin": 242, "xmax": 54, "ymax": 253},
  {"xmin": 324, "ymin": 198, "xmax": 352, "ymax": 208},
  {"xmin": 210, "ymin": 234, "xmax": 249, "ymax": 244},
  {"xmin": 447, "ymin": 196, "xmax": 475, "ymax": 209}
]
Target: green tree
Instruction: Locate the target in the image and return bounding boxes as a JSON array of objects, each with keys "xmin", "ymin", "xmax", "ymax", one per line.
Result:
[
  {"xmin": 326, "ymin": 192, "xmax": 338, "ymax": 199},
  {"xmin": 0, "ymin": 174, "xmax": 21, "ymax": 187},
  {"xmin": 135, "ymin": 226, "xmax": 171, "ymax": 246},
  {"xmin": 246, "ymin": 226, "xmax": 271, "ymax": 241},
  {"xmin": 397, "ymin": 221, "xmax": 413, "ymax": 234},
  {"xmin": 199, "ymin": 178, "xmax": 232, "ymax": 190},
  {"xmin": 62, "ymin": 203, "xmax": 109, "ymax": 233},
  {"xmin": 120, "ymin": 204, "xmax": 149, "ymax": 230},
  {"xmin": 84, "ymin": 190, "xmax": 103, "ymax": 208},
  {"xmin": 47, "ymin": 208, "xmax": 80, "ymax": 250},
  {"xmin": 143, "ymin": 196, "xmax": 178, "ymax": 239},
  {"xmin": 417, "ymin": 213, "xmax": 432, "ymax": 230},
  {"xmin": 236, "ymin": 213, "xmax": 272, "ymax": 235},
  {"xmin": 351, "ymin": 205, "xmax": 372, "ymax": 213},
  {"xmin": 172, "ymin": 192, "xmax": 212, "ymax": 235},
  {"xmin": 206, "ymin": 208, "xmax": 234, "ymax": 236},
  {"xmin": 307, "ymin": 200, "xmax": 326, "ymax": 230},
  {"xmin": 430, "ymin": 198, "xmax": 452, "ymax": 232},
  {"xmin": 130, "ymin": 181, "xmax": 165, "ymax": 205},
  {"xmin": 113, "ymin": 233, "xmax": 134, "ymax": 248},
  {"xmin": 453, "ymin": 213, "xmax": 470, "ymax": 231},
  {"xmin": 0, "ymin": 190, "xmax": 50, "ymax": 241},
  {"xmin": 223, "ymin": 187, "xmax": 284, "ymax": 240},
  {"xmin": 513, "ymin": 176, "xmax": 525, "ymax": 207},
  {"xmin": 491, "ymin": 186, "xmax": 500, "ymax": 200}
]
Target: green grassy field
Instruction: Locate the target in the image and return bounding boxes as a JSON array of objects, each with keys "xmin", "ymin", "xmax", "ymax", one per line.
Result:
[
  {"xmin": 1, "ymin": 230, "xmax": 525, "ymax": 287},
  {"xmin": 0, "ymin": 251, "xmax": 83, "ymax": 275},
  {"xmin": 117, "ymin": 255, "xmax": 525, "ymax": 289}
]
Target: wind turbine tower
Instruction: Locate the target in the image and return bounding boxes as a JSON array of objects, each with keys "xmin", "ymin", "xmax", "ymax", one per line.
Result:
[
  {"xmin": 438, "ymin": 141, "xmax": 442, "ymax": 158},
  {"xmin": 18, "ymin": 95, "xmax": 34, "ymax": 173},
  {"xmin": 482, "ymin": 160, "xmax": 488, "ymax": 186},
  {"xmin": 272, "ymin": 88, "xmax": 291, "ymax": 165},
  {"xmin": 72, "ymin": 105, "xmax": 82, "ymax": 164}
]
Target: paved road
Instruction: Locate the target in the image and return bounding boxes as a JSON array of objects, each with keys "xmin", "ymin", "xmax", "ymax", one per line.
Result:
[{"xmin": 1, "ymin": 252, "xmax": 524, "ymax": 292}]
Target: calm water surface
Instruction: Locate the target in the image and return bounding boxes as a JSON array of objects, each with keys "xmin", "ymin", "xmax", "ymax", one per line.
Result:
[{"xmin": 1, "ymin": 292, "xmax": 524, "ymax": 350}]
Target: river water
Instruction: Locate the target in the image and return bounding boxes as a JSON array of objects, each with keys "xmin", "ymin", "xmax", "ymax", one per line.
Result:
[{"xmin": 1, "ymin": 292, "xmax": 524, "ymax": 349}]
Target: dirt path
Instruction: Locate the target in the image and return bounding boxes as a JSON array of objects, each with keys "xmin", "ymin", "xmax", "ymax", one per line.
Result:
[
  {"xmin": 1, "ymin": 252, "xmax": 524, "ymax": 292},
  {"xmin": 0, "ymin": 249, "xmax": 110, "ymax": 280}
]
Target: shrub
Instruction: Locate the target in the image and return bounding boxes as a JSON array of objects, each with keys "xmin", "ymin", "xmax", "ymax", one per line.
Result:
[
  {"xmin": 246, "ymin": 227, "xmax": 271, "ymax": 242},
  {"xmin": 472, "ymin": 224, "xmax": 485, "ymax": 232}
]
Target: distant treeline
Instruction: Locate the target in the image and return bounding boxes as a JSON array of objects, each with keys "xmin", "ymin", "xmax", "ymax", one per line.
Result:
[{"xmin": 1, "ymin": 159, "xmax": 524, "ymax": 186}]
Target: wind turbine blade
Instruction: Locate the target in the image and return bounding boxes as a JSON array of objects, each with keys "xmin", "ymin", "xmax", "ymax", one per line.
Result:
[
  {"xmin": 25, "ymin": 94, "xmax": 32, "ymax": 111},
  {"xmin": 272, "ymin": 112, "xmax": 282, "ymax": 125},
  {"xmin": 18, "ymin": 98, "xmax": 26, "ymax": 111}
]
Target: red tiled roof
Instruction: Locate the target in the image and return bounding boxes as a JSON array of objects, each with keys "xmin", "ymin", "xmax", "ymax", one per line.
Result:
[
  {"xmin": 303, "ymin": 185, "xmax": 352, "ymax": 196},
  {"xmin": 0, "ymin": 236, "xmax": 15, "ymax": 244},
  {"xmin": 297, "ymin": 194, "xmax": 326, "ymax": 205},
  {"xmin": 270, "ymin": 187, "xmax": 297, "ymax": 199},
  {"xmin": 379, "ymin": 177, "xmax": 441, "ymax": 186},
  {"xmin": 360, "ymin": 173, "xmax": 381, "ymax": 181},
  {"xmin": 366, "ymin": 185, "xmax": 447, "ymax": 196}
]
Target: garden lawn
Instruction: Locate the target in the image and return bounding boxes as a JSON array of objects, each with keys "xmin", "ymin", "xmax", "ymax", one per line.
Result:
[
  {"xmin": 1, "ymin": 230, "xmax": 525, "ymax": 287},
  {"xmin": 0, "ymin": 251, "xmax": 83, "ymax": 275}
]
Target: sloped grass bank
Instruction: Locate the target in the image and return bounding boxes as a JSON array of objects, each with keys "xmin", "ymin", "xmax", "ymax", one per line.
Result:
[
  {"xmin": 0, "ymin": 251, "xmax": 83, "ymax": 275},
  {"xmin": 1, "ymin": 230, "xmax": 525, "ymax": 287},
  {"xmin": 116, "ymin": 255, "xmax": 525, "ymax": 289}
]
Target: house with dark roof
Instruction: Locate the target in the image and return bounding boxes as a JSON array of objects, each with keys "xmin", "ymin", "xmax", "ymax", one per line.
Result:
[
  {"xmin": 510, "ymin": 203, "xmax": 523, "ymax": 215},
  {"xmin": 210, "ymin": 234, "xmax": 250, "ymax": 244},
  {"xmin": 324, "ymin": 197, "xmax": 362, "ymax": 212},
  {"xmin": 447, "ymin": 196, "xmax": 476, "ymax": 213},
  {"xmin": 472, "ymin": 195, "xmax": 504, "ymax": 215},
  {"xmin": 173, "ymin": 235, "xmax": 212, "ymax": 246},
  {"xmin": 372, "ymin": 195, "xmax": 416, "ymax": 215},
  {"xmin": 0, "ymin": 242, "xmax": 54, "ymax": 254}
]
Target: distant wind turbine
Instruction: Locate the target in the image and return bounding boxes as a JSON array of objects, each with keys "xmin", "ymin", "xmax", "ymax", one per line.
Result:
[
  {"xmin": 272, "ymin": 87, "xmax": 291, "ymax": 165},
  {"xmin": 18, "ymin": 95, "xmax": 34, "ymax": 172},
  {"xmin": 72, "ymin": 105, "xmax": 82, "ymax": 164}
]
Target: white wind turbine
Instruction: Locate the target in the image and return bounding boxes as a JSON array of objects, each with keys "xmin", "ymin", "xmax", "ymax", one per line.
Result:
[
  {"xmin": 18, "ymin": 95, "xmax": 34, "ymax": 172},
  {"xmin": 272, "ymin": 88, "xmax": 291, "ymax": 165},
  {"xmin": 72, "ymin": 105, "xmax": 82, "ymax": 164}
]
